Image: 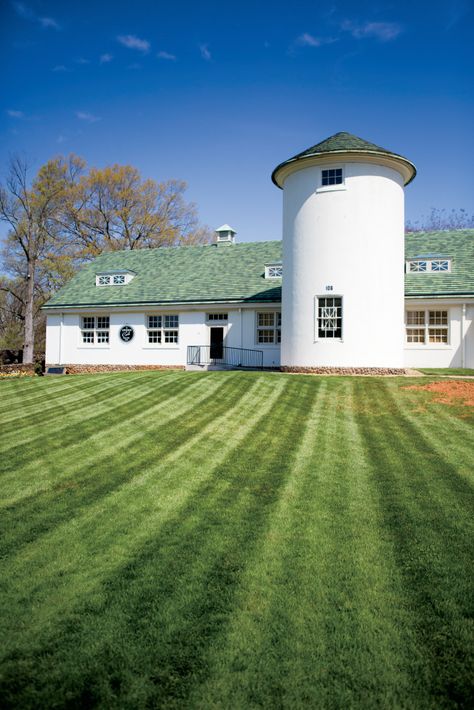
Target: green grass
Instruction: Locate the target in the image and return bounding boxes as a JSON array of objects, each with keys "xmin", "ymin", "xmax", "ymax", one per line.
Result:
[
  {"xmin": 419, "ymin": 368, "xmax": 474, "ymax": 376},
  {"xmin": 1, "ymin": 371, "xmax": 473, "ymax": 709}
]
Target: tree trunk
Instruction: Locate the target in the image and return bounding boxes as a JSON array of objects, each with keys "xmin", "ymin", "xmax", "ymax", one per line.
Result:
[{"xmin": 23, "ymin": 260, "xmax": 35, "ymax": 364}]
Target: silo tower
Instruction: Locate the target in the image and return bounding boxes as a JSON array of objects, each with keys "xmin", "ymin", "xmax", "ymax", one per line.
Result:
[{"xmin": 272, "ymin": 132, "xmax": 416, "ymax": 369}]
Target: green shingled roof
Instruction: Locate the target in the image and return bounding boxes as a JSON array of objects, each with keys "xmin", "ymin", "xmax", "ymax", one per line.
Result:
[
  {"xmin": 405, "ymin": 230, "xmax": 474, "ymax": 297},
  {"xmin": 43, "ymin": 241, "xmax": 283, "ymax": 309},
  {"xmin": 272, "ymin": 131, "xmax": 416, "ymax": 187},
  {"xmin": 43, "ymin": 230, "xmax": 473, "ymax": 310}
]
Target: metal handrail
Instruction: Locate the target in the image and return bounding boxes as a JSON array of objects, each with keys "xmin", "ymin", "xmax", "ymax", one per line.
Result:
[{"xmin": 187, "ymin": 345, "xmax": 264, "ymax": 370}]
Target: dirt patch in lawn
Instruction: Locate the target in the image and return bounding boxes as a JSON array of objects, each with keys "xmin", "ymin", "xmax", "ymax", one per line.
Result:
[{"xmin": 403, "ymin": 380, "xmax": 474, "ymax": 406}]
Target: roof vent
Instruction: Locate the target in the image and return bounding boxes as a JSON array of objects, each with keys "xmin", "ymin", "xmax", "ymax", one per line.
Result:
[{"xmin": 215, "ymin": 224, "xmax": 236, "ymax": 245}]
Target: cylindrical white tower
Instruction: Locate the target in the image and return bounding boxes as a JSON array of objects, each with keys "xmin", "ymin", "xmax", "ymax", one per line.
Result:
[{"xmin": 272, "ymin": 132, "xmax": 416, "ymax": 369}]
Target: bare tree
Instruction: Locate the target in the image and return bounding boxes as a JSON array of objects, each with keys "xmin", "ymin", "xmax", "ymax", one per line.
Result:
[
  {"xmin": 0, "ymin": 156, "xmax": 70, "ymax": 362},
  {"xmin": 406, "ymin": 208, "xmax": 474, "ymax": 232}
]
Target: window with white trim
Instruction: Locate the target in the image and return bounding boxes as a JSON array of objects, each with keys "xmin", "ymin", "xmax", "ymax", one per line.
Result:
[
  {"xmin": 207, "ymin": 313, "xmax": 228, "ymax": 321},
  {"xmin": 406, "ymin": 310, "xmax": 449, "ymax": 345},
  {"xmin": 317, "ymin": 297, "xmax": 342, "ymax": 339},
  {"xmin": 265, "ymin": 264, "xmax": 283, "ymax": 279},
  {"xmin": 81, "ymin": 315, "xmax": 110, "ymax": 344},
  {"xmin": 96, "ymin": 272, "xmax": 134, "ymax": 286},
  {"xmin": 146, "ymin": 315, "xmax": 179, "ymax": 344},
  {"xmin": 406, "ymin": 259, "xmax": 451, "ymax": 273},
  {"xmin": 321, "ymin": 168, "xmax": 343, "ymax": 186},
  {"xmin": 256, "ymin": 312, "xmax": 281, "ymax": 344}
]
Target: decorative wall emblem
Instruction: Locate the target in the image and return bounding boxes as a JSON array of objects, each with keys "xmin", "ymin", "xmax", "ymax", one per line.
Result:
[{"xmin": 119, "ymin": 325, "xmax": 134, "ymax": 342}]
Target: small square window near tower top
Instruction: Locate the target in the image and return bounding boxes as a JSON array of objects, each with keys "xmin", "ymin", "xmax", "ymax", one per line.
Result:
[{"xmin": 321, "ymin": 168, "xmax": 343, "ymax": 186}]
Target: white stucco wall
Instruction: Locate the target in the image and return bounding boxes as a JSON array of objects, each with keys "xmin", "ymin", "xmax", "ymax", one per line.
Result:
[
  {"xmin": 45, "ymin": 306, "xmax": 282, "ymax": 368},
  {"xmin": 280, "ymin": 160, "xmax": 406, "ymax": 368}
]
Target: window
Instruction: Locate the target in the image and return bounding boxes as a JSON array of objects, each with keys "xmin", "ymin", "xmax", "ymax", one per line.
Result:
[
  {"xmin": 146, "ymin": 314, "xmax": 179, "ymax": 344},
  {"xmin": 321, "ymin": 168, "xmax": 343, "ymax": 186},
  {"xmin": 256, "ymin": 312, "xmax": 281, "ymax": 344},
  {"xmin": 81, "ymin": 315, "xmax": 110, "ymax": 344},
  {"xmin": 406, "ymin": 259, "xmax": 451, "ymax": 273},
  {"xmin": 265, "ymin": 263, "xmax": 283, "ymax": 279},
  {"xmin": 96, "ymin": 272, "xmax": 134, "ymax": 286},
  {"xmin": 406, "ymin": 310, "xmax": 448, "ymax": 345},
  {"xmin": 207, "ymin": 313, "xmax": 228, "ymax": 321},
  {"xmin": 317, "ymin": 297, "xmax": 342, "ymax": 339}
]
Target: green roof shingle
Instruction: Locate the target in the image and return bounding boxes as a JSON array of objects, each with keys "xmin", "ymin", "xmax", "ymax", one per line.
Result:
[
  {"xmin": 272, "ymin": 131, "xmax": 416, "ymax": 187},
  {"xmin": 405, "ymin": 230, "xmax": 474, "ymax": 297},
  {"xmin": 43, "ymin": 230, "xmax": 473, "ymax": 310},
  {"xmin": 43, "ymin": 241, "xmax": 283, "ymax": 309}
]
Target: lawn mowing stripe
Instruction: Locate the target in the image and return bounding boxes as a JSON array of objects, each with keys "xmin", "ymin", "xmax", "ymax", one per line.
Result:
[
  {"xmin": 0, "ymin": 370, "xmax": 191, "ymax": 458},
  {"xmin": 356, "ymin": 380, "xmax": 474, "ymax": 706},
  {"xmin": 0, "ymin": 375, "xmax": 287, "ymax": 650},
  {"xmin": 0, "ymin": 375, "xmax": 315, "ymax": 708},
  {"xmin": 0, "ymin": 374, "xmax": 250, "ymax": 554},
  {"xmin": 377, "ymin": 383, "xmax": 474, "ymax": 540},
  {"xmin": 394, "ymin": 382, "xmax": 474, "ymax": 479},
  {"xmin": 0, "ymin": 371, "xmax": 125, "ymax": 418},
  {"xmin": 0, "ymin": 371, "xmax": 167, "ymax": 438},
  {"xmin": 0, "ymin": 372, "xmax": 225, "ymax": 504}
]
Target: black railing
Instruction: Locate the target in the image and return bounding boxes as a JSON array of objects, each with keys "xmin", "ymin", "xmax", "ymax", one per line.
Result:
[{"xmin": 187, "ymin": 345, "xmax": 264, "ymax": 370}]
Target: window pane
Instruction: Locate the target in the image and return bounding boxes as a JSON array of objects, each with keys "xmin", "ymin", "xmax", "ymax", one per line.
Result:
[
  {"xmin": 258, "ymin": 313, "xmax": 274, "ymax": 327},
  {"xmin": 431, "ymin": 260, "xmax": 449, "ymax": 272},
  {"xmin": 148, "ymin": 331, "xmax": 161, "ymax": 344},
  {"xmin": 318, "ymin": 297, "xmax": 342, "ymax": 339},
  {"xmin": 409, "ymin": 261, "xmax": 427, "ymax": 272},
  {"xmin": 429, "ymin": 310, "xmax": 447, "ymax": 326},
  {"xmin": 82, "ymin": 331, "xmax": 94, "ymax": 343},
  {"xmin": 257, "ymin": 329, "xmax": 275, "ymax": 343},
  {"xmin": 164, "ymin": 330, "xmax": 178, "ymax": 343},
  {"xmin": 207, "ymin": 313, "xmax": 228, "ymax": 321},
  {"xmin": 165, "ymin": 315, "xmax": 179, "ymax": 328},
  {"xmin": 148, "ymin": 315, "xmax": 161, "ymax": 329},
  {"xmin": 406, "ymin": 311, "xmax": 425, "ymax": 325},
  {"xmin": 406, "ymin": 328, "xmax": 425, "ymax": 343},
  {"xmin": 97, "ymin": 316, "xmax": 109, "ymax": 329},
  {"xmin": 429, "ymin": 328, "xmax": 448, "ymax": 343},
  {"xmin": 82, "ymin": 316, "xmax": 95, "ymax": 329},
  {"xmin": 97, "ymin": 331, "xmax": 109, "ymax": 344},
  {"xmin": 113, "ymin": 274, "xmax": 125, "ymax": 284},
  {"xmin": 98, "ymin": 275, "xmax": 110, "ymax": 285}
]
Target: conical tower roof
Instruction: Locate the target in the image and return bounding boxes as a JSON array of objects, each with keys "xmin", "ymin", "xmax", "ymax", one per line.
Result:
[{"xmin": 272, "ymin": 131, "xmax": 416, "ymax": 187}]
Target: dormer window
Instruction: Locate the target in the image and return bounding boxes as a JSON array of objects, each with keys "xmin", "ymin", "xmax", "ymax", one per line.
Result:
[
  {"xmin": 406, "ymin": 259, "xmax": 451, "ymax": 273},
  {"xmin": 96, "ymin": 271, "xmax": 135, "ymax": 286},
  {"xmin": 265, "ymin": 263, "xmax": 283, "ymax": 279}
]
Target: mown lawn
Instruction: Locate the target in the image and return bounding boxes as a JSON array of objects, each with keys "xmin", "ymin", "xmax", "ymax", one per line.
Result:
[{"xmin": 1, "ymin": 371, "xmax": 473, "ymax": 709}]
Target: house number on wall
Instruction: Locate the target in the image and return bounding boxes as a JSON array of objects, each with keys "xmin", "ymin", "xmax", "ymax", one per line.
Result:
[
  {"xmin": 325, "ymin": 285, "xmax": 333, "ymax": 291},
  {"xmin": 120, "ymin": 325, "xmax": 134, "ymax": 342}
]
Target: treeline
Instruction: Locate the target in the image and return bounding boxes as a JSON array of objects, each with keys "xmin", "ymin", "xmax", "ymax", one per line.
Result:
[{"xmin": 0, "ymin": 155, "xmax": 212, "ymax": 363}]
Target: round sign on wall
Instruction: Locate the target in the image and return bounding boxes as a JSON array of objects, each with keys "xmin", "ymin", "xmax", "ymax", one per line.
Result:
[{"xmin": 119, "ymin": 325, "xmax": 134, "ymax": 342}]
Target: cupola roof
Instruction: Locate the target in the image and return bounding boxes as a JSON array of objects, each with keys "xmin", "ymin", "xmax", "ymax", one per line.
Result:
[{"xmin": 272, "ymin": 131, "xmax": 416, "ymax": 188}]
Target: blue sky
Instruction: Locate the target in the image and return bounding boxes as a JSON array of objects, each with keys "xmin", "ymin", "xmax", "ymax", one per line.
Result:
[{"xmin": 1, "ymin": 0, "xmax": 473, "ymax": 242}]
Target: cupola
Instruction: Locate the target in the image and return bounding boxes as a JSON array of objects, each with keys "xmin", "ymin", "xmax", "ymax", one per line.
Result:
[{"xmin": 215, "ymin": 224, "xmax": 237, "ymax": 245}]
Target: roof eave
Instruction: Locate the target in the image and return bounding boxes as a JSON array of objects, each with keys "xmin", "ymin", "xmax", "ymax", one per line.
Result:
[{"xmin": 272, "ymin": 149, "xmax": 417, "ymax": 188}]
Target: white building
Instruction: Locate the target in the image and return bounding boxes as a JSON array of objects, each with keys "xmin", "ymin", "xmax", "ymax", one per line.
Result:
[{"xmin": 44, "ymin": 133, "xmax": 474, "ymax": 371}]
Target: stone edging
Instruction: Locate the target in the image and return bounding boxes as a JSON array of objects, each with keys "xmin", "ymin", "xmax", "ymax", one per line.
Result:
[
  {"xmin": 49, "ymin": 364, "xmax": 185, "ymax": 375},
  {"xmin": 280, "ymin": 366, "xmax": 408, "ymax": 376}
]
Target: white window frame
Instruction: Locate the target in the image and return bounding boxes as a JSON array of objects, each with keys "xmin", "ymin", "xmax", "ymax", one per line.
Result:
[
  {"xmin": 405, "ymin": 309, "xmax": 450, "ymax": 347},
  {"xmin": 80, "ymin": 315, "xmax": 110, "ymax": 346},
  {"xmin": 256, "ymin": 311, "xmax": 281, "ymax": 346},
  {"xmin": 406, "ymin": 259, "xmax": 451, "ymax": 273},
  {"xmin": 316, "ymin": 164, "xmax": 345, "ymax": 193},
  {"xmin": 95, "ymin": 272, "xmax": 134, "ymax": 286},
  {"xmin": 206, "ymin": 313, "xmax": 229, "ymax": 322},
  {"xmin": 264, "ymin": 264, "xmax": 283, "ymax": 279},
  {"xmin": 315, "ymin": 296, "xmax": 343, "ymax": 341},
  {"xmin": 145, "ymin": 314, "xmax": 179, "ymax": 347}
]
